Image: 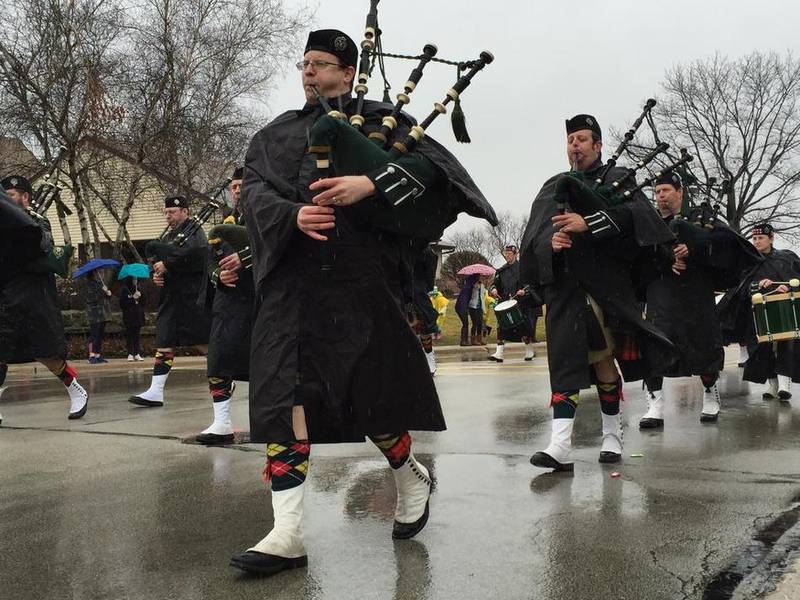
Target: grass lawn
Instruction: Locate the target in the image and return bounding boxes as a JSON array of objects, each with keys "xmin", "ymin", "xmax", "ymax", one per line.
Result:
[{"xmin": 436, "ymin": 300, "xmax": 546, "ymax": 346}]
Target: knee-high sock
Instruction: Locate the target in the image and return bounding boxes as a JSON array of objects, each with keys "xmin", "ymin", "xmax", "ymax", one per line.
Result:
[
  {"xmin": 370, "ymin": 432, "xmax": 412, "ymax": 469},
  {"xmin": 597, "ymin": 379, "xmax": 623, "ymax": 415},
  {"xmin": 263, "ymin": 442, "xmax": 311, "ymax": 491},
  {"xmin": 550, "ymin": 390, "xmax": 579, "ymax": 419},
  {"xmin": 54, "ymin": 361, "xmax": 77, "ymax": 387},
  {"xmin": 700, "ymin": 373, "xmax": 719, "ymax": 391},
  {"xmin": 153, "ymin": 350, "xmax": 174, "ymax": 377},
  {"xmin": 209, "ymin": 376, "xmax": 233, "ymax": 402}
]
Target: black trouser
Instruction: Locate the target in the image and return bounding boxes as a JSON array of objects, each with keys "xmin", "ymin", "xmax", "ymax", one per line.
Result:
[
  {"xmin": 89, "ymin": 322, "xmax": 106, "ymax": 355},
  {"xmin": 125, "ymin": 326, "xmax": 142, "ymax": 356},
  {"xmin": 468, "ymin": 307, "xmax": 483, "ymax": 336}
]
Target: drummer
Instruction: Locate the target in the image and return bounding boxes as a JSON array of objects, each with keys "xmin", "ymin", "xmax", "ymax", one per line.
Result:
[
  {"xmin": 488, "ymin": 244, "xmax": 539, "ymax": 363},
  {"xmin": 718, "ymin": 222, "xmax": 800, "ymax": 400}
]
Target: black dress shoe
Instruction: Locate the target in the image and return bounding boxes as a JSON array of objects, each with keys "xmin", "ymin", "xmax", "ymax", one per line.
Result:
[
  {"xmin": 128, "ymin": 395, "xmax": 163, "ymax": 407},
  {"xmin": 530, "ymin": 451, "xmax": 574, "ymax": 472},
  {"xmin": 778, "ymin": 390, "xmax": 792, "ymax": 401},
  {"xmin": 196, "ymin": 432, "xmax": 235, "ymax": 445},
  {"xmin": 487, "ymin": 355, "xmax": 503, "ymax": 363},
  {"xmin": 638, "ymin": 417, "xmax": 664, "ymax": 429},
  {"xmin": 763, "ymin": 392, "xmax": 776, "ymax": 401},
  {"xmin": 392, "ymin": 499, "xmax": 430, "ymax": 540},
  {"xmin": 598, "ymin": 451, "xmax": 621, "ymax": 464},
  {"xmin": 68, "ymin": 401, "xmax": 88, "ymax": 420},
  {"xmin": 230, "ymin": 551, "xmax": 307, "ymax": 576},
  {"xmin": 700, "ymin": 412, "xmax": 719, "ymax": 423}
]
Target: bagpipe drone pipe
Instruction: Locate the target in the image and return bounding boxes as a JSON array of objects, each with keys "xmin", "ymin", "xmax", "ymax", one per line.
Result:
[
  {"xmin": 144, "ymin": 178, "xmax": 232, "ymax": 267},
  {"xmin": 306, "ymin": 0, "xmax": 495, "ymax": 241},
  {"xmin": 23, "ymin": 146, "xmax": 75, "ymax": 278}
]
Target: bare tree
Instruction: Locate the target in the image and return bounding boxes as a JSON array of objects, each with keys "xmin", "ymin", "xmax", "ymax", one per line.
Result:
[
  {"xmin": 449, "ymin": 210, "xmax": 528, "ymax": 262},
  {"xmin": 621, "ymin": 51, "xmax": 800, "ymax": 237},
  {"xmin": 0, "ymin": 0, "xmax": 310, "ymax": 257},
  {"xmin": 0, "ymin": 0, "xmax": 127, "ymax": 255}
]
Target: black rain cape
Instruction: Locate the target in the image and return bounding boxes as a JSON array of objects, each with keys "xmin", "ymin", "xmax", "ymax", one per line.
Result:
[
  {"xmin": 519, "ymin": 160, "xmax": 677, "ymax": 389},
  {"xmin": 241, "ymin": 94, "xmax": 495, "ymax": 443}
]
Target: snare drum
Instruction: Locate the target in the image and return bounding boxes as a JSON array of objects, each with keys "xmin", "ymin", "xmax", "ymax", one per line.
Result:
[
  {"xmin": 751, "ymin": 291, "xmax": 800, "ymax": 342},
  {"xmin": 494, "ymin": 299, "xmax": 526, "ymax": 330}
]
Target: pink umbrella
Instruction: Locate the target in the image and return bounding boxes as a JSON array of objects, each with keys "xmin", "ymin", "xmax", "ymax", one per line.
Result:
[{"xmin": 458, "ymin": 263, "xmax": 495, "ymax": 277}]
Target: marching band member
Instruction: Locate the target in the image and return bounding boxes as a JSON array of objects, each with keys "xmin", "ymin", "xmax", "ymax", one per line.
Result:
[
  {"xmin": 718, "ymin": 222, "xmax": 800, "ymax": 401},
  {"xmin": 638, "ymin": 173, "xmax": 725, "ymax": 426},
  {"xmin": 230, "ymin": 28, "xmax": 494, "ymax": 576},
  {"xmin": 128, "ymin": 196, "xmax": 211, "ymax": 408},
  {"xmin": 520, "ymin": 115, "xmax": 676, "ymax": 471},
  {"xmin": 488, "ymin": 244, "xmax": 539, "ymax": 363},
  {"xmin": 0, "ymin": 176, "xmax": 88, "ymax": 423},
  {"xmin": 195, "ymin": 167, "xmax": 254, "ymax": 444}
]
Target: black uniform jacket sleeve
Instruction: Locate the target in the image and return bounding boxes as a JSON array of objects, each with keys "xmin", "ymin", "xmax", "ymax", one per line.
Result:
[{"xmin": 519, "ymin": 161, "xmax": 674, "ymax": 287}]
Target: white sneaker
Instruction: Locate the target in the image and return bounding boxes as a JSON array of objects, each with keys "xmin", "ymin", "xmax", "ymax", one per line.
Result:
[
  {"xmin": 701, "ymin": 383, "xmax": 721, "ymax": 422},
  {"xmin": 639, "ymin": 389, "xmax": 665, "ymax": 429},
  {"xmin": 127, "ymin": 355, "xmax": 135, "ymax": 362},
  {"xmin": 247, "ymin": 481, "xmax": 307, "ymax": 559},
  {"xmin": 530, "ymin": 418, "xmax": 574, "ymax": 471},
  {"xmin": 488, "ymin": 344, "xmax": 505, "ymax": 363},
  {"xmin": 134, "ymin": 354, "xmax": 144, "ymax": 362},
  {"xmin": 763, "ymin": 378, "xmax": 779, "ymax": 400},
  {"xmin": 778, "ymin": 375, "xmax": 792, "ymax": 401},
  {"xmin": 67, "ymin": 380, "xmax": 88, "ymax": 420},
  {"xmin": 128, "ymin": 373, "xmax": 168, "ymax": 407},
  {"xmin": 600, "ymin": 413, "xmax": 623, "ymax": 462},
  {"xmin": 199, "ymin": 398, "xmax": 234, "ymax": 436},
  {"xmin": 392, "ymin": 454, "xmax": 433, "ymax": 539},
  {"xmin": 524, "ymin": 343, "xmax": 536, "ymax": 361}
]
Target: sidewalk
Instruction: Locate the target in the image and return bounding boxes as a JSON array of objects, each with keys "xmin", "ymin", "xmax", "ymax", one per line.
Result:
[{"xmin": 6, "ymin": 342, "xmax": 548, "ymax": 375}]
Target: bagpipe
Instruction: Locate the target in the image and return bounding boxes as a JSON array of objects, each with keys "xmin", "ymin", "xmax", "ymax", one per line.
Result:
[
  {"xmin": 553, "ymin": 99, "xmax": 692, "ymax": 216},
  {"xmin": 306, "ymin": 0, "xmax": 493, "ymax": 237},
  {"xmin": 25, "ymin": 146, "xmax": 75, "ymax": 278},
  {"xmin": 206, "ymin": 222, "xmax": 252, "ymax": 287},
  {"xmin": 144, "ymin": 178, "xmax": 232, "ymax": 264}
]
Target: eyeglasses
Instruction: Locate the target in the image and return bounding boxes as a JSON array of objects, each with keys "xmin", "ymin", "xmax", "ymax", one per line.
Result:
[{"xmin": 295, "ymin": 59, "xmax": 344, "ymax": 71}]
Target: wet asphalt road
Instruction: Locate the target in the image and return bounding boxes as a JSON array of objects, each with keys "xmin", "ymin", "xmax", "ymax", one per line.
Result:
[{"xmin": 2, "ymin": 350, "xmax": 800, "ymax": 600}]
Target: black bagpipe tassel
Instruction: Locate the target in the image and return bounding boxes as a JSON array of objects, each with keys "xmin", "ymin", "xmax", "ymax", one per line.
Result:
[
  {"xmin": 451, "ymin": 65, "xmax": 471, "ymax": 143},
  {"xmin": 382, "ymin": 85, "xmax": 391, "ymax": 104}
]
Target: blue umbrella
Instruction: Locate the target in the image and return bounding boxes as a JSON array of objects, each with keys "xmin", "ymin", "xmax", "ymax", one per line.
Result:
[
  {"xmin": 118, "ymin": 262, "xmax": 151, "ymax": 280},
  {"xmin": 72, "ymin": 258, "xmax": 121, "ymax": 279}
]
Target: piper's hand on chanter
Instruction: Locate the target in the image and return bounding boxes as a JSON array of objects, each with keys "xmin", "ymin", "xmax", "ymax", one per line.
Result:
[
  {"xmin": 552, "ymin": 231, "xmax": 573, "ymax": 252},
  {"xmin": 672, "ymin": 257, "xmax": 687, "ymax": 275},
  {"xmin": 219, "ymin": 269, "xmax": 239, "ymax": 287},
  {"xmin": 218, "ymin": 253, "xmax": 242, "ymax": 273},
  {"xmin": 297, "ymin": 205, "xmax": 336, "ymax": 241},
  {"xmin": 153, "ymin": 272, "xmax": 165, "ymax": 287},
  {"xmin": 153, "ymin": 261, "xmax": 166, "ymax": 276},
  {"xmin": 674, "ymin": 243, "xmax": 689, "ymax": 259},
  {"xmin": 552, "ymin": 213, "xmax": 588, "ymax": 234},
  {"xmin": 310, "ymin": 176, "xmax": 375, "ymax": 207}
]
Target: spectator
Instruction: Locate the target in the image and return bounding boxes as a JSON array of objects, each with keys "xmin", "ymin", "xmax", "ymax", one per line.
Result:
[
  {"xmin": 119, "ymin": 276, "xmax": 145, "ymax": 361},
  {"xmin": 86, "ymin": 270, "xmax": 112, "ymax": 363}
]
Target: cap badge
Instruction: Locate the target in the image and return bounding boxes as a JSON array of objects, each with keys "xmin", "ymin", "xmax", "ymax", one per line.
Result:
[{"xmin": 334, "ymin": 36, "xmax": 347, "ymax": 51}]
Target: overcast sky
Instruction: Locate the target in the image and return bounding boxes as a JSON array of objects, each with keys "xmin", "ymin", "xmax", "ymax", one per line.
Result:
[{"xmin": 262, "ymin": 0, "xmax": 800, "ymax": 239}]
